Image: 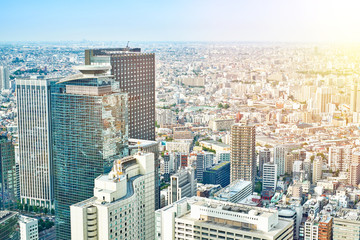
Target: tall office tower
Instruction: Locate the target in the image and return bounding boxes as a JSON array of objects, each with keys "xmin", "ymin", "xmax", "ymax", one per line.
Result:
[
  {"xmin": 16, "ymin": 78, "xmax": 54, "ymax": 209},
  {"xmin": 0, "ymin": 136, "xmax": 17, "ymax": 210},
  {"xmin": 258, "ymin": 148, "xmax": 271, "ymax": 177},
  {"xmin": 155, "ymin": 197, "xmax": 294, "ymax": 240},
  {"xmin": 162, "ymin": 152, "xmax": 174, "ymax": 182},
  {"xmin": 51, "ymin": 66, "xmax": 128, "ymax": 240},
  {"xmin": 274, "ymin": 145, "xmax": 292, "ymax": 176},
  {"xmin": 167, "ymin": 167, "xmax": 196, "ymax": 205},
  {"xmin": 263, "ymin": 163, "xmax": 277, "ymax": 191},
  {"xmin": 0, "ymin": 66, "xmax": 10, "ymax": 90},
  {"xmin": 71, "ymin": 152, "xmax": 155, "ymax": 240},
  {"xmin": 85, "ymin": 48, "xmax": 155, "ymax": 141},
  {"xmin": 230, "ymin": 124, "xmax": 256, "ymax": 189},
  {"xmin": 314, "ymin": 86, "xmax": 332, "ymax": 113},
  {"xmin": 312, "ymin": 158, "xmax": 322, "ymax": 184},
  {"xmin": 196, "ymin": 153, "xmax": 205, "ymax": 182},
  {"xmin": 128, "ymin": 138, "xmax": 160, "ymax": 210}
]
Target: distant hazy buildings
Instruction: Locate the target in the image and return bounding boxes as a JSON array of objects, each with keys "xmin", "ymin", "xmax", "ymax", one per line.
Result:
[
  {"xmin": 52, "ymin": 66, "xmax": 128, "ymax": 240},
  {"xmin": 230, "ymin": 124, "xmax": 256, "ymax": 189},
  {"xmin": 16, "ymin": 78, "xmax": 54, "ymax": 209},
  {"xmin": 85, "ymin": 48, "xmax": 155, "ymax": 141},
  {"xmin": 71, "ymin": 152, "xmax": 155, "ymax": 240}
]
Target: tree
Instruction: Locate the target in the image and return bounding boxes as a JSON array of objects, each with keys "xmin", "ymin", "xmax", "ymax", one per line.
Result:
[
  {"xmin": 217, "ymin": 103, "xmax": 223, "ymax": 109},
  {"xmin": 29, "ymin": 205, "xmax": 33, "ymax": 212},
  {"xmin": 44, "ymin": 208, "xmax": 48, "ymax": 215},
  {"xmin": 24, "ymin": 204, "xmax": 28, "ymax": 211},
  {"xmin": 51, "ymin": 209, "xmax": 55, "ymax": 215},
  {"xmin": 224, "ymin": 103, "xmax": 230, "ymax": 109},
  {"xmin": 33, "ymin": 206, "xmax": 38, "ymax": 213}
]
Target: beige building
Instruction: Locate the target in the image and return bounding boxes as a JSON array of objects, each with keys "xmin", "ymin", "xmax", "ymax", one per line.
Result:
[
  {"xmin": 230, "ymin": 124, "xmax": 256, "ymax": 189},
  {"xmin": 333, "ymin": 209, "xmax": 360, "ymax": 240},
  {"xmin": 208, "ymin": 118, "xmax": 235, "ymax": 131},
  {"xmin": 70, "ymin": 152, "xmax": 155, "ymax": 240},
  {"xmin": 312, "ymin": 158, "xmax": 322, "ymax": 184},
  {"xmin": 155, "ymin": 197, "xmax": 293, "ymax": 240}
]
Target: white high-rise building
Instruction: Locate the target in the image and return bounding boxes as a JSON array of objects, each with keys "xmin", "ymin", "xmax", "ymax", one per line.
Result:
[
  {"xmin": 70, "ymin": 152, "xmax": 155, "ymax": 240},
  {"xmin": 168, "ymin": 167, "xmax": 196, "ymax": 205},
  {"xmin": 16, "ymin": 78, "xmax": 54, "ymax": 209},
  {"xmin": 263, "ymin": 163, "xmax": 278, "ymax": 191},
  {"xmin": 19, "ymin": 215, "xmax": 38, "ymax": 240},
  {"xmin": 155, "ymin": 197, "xmax": 293, "ymax": 240},
  {"xmin": 0, "ymin": 66, "xmax": 10, "ymax": 90}
]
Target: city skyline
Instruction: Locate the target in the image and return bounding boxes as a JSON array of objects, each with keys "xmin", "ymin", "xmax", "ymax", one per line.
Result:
[{"xmin": 2, "ymin": 0, "xmax": 360, "ymax": 42}]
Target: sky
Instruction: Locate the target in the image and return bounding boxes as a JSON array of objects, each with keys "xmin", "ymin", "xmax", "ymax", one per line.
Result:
[{"xmin": 1, "ymin": 0, "xmax": 360, "ymax": 42}]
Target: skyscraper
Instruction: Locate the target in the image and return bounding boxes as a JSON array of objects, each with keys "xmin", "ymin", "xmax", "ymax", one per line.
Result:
[
  {"xmin": 0, "ymin": 66, "xmax": 10, "ymax": 90},
  {"xmin": 51, "ymin": 66, "xmax": 128, "ymax": 239},
  {"xmin": 0, "ymin": 136, "xmax": 17, "ymax": 210},
  {"xmin": 230, "ymin": 124, "xmax": 256, "ymax": 189},
  {"xmin": 16, "ymin": 78, "xmax": 54, "ymax": 209},
  {"xmin": 71, "ymin": 152, "xmax": 155, "ymax": 240},
  {"xmin": 85, "ymin": 48, "xmax": 155, "ymax": 141}
]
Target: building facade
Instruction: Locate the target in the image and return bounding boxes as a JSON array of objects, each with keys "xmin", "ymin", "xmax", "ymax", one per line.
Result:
[
  {"xmin": 16, "ymin": 78, "xmax": 54, "ymax": 209},
  {"xmin": 52, "ymin": 66, "xmax": 128, "ymax": 239},
  {"xmin": 0, "ymin": 136, "xmax": 17, "ymax": 210},
  {"xmin": 168, "ymin": 168, "xmax": 196, "ymax": 205},
  {"xmin": 155, "ymin": 197, "xmax": 293, "ymax": 240},
  {"xmin": 202, "ymin": 161, "xmax": 230, "ymax": 187},
  {"xmin": 85, "ymin": 48, "xmax": 155, "ymax": 141},
  {"xmin": 263, "ymin": 163, "xmax": 278, "ymax": 191},
  {"xmin": 71, "ymin": 152, "xmax": 155, "ymax": 240},
  {"xmin": 230, "ymin": 124, "xmax": 256, "ymax": 189}
]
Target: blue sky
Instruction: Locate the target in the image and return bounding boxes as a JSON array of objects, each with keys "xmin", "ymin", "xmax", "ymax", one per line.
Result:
[{"xmin": 1, "ymin": 0, "xmax": 360, "ymax": 42}]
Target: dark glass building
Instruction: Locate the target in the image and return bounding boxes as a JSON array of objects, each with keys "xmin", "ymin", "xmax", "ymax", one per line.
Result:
[
  {"xmin": 85, "ymin": 48, "xmax": 159, "ymax": 209},
  {"xmin": 85, "ymin": 48, "xmax": 155, "ymax": 141},
  {"xmin": 52, "ymin": 66, "xmax": 128, "ymax": 239},
  {"xmin": 203, "ymin": 161, "xmax": 230, "ymax": 187},
  {"xmin": 0, "ymin": 136, "xmax": 17, "ymax": 210}
]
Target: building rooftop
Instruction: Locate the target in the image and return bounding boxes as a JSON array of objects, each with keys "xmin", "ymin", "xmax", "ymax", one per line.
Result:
[{"xmin": 214, "ymin": 179, "xmax": 252, "ymax": 200}]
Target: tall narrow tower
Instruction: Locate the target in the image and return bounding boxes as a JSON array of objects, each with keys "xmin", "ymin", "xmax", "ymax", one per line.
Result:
[
  {"xmin": 16, "ymin": 78, "xmax": 54, "ymax": 209},
  {"xmin": 52, "ymin": 66, "xmax": 128, "ymax": 240},
  {"xmin": 230, "ymin": 124, "xmax": 256, "ymax": 189}
]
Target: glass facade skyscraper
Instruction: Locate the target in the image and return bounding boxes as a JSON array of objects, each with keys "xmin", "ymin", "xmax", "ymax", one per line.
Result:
[
  {"xmin": 16, "ymin": 78, "xmax": 54, "ymax": 209},
  {"xmin": 52, "ymin": 66, "xmax": 128, "ymax": 240},
  {"xmin": 0, "ymin": 136, "xmax": 17, "ymax": 210}
]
